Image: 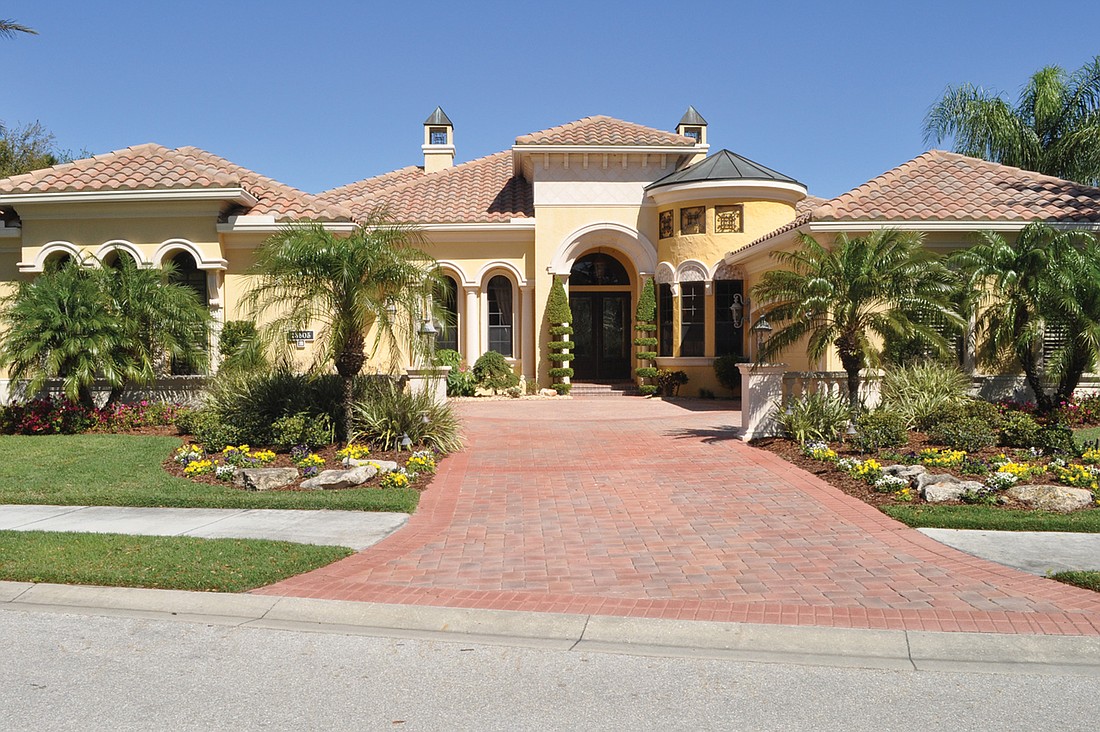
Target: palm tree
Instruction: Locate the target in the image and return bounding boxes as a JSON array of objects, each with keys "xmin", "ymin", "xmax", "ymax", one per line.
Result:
[
  {"xmin": 0, "ymin": 19, "xmax": 37, "ymax": 38},
  {"xmin": 0, "ymin": 260, "xmax": 125, "ymax": 407},
  {"xmin": 752, "ymin": 230, "xmax": 961, "ymax": 411},
  {"xmin": 0, "ymin": 257, "xmax": 213, "ymax": 407},
  {"xmin": 924, "ymin": 57, "xmax": 1100, "ymax": 185},
  {"xmin": 951, "ymin": 222, "xmax": 1100, "ymax": 413},
  {"xmin": 102, "ymin": 257, "xmax": 212, "ymax": 403},
  {"xmin": 245, "ymin": 210, "xmax": 437, "ymax": 438}
]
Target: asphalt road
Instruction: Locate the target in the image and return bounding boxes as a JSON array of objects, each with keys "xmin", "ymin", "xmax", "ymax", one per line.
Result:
[{"xmin": 2, "ymin": 610, "xmax": 1098, "ymax": 731}]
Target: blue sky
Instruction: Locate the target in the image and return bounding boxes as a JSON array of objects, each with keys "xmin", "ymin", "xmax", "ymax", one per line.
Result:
[{"xmin": 4, "ymin": 1, "xmax": 1100, "ymax": 198}]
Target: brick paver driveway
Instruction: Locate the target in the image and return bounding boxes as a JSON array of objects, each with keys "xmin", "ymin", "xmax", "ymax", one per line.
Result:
[{"xmin": 259, "ymin": 399, "xmax": 1100, "ymax": 635}]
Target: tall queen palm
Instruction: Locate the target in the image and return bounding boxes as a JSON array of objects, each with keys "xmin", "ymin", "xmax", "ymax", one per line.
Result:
[
  {"xmin": 752, "ymin": 230, "xmax": 961, "ymax": 411},
  {"xmin": 245, "ymin": 209, "xmax": 438, "ymax": 439},
  {"xmin": 925, "ymin": 56, "xmax": 1100, "ymax": 184}
]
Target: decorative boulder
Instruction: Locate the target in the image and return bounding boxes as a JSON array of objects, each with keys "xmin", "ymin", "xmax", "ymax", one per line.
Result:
[
  {"xmin": 882, "ymin": 464, "xmax": 927, "ymax": 483},
  {"xmin": 1006, "ymin": 484, "xmax": 1094, "ymax": 512},
  {"xmin": 346, "ymin": 458, "xmax": 398, "ymax": 473},
  {"xmin": 539, "ymin": 388, "xmax": 558, "ymax": 397},
  {"xmin": 917, "ymin": 473, "xmax": 985, "ymax": 502},
  {"xmin": 300, "ymin": 465, "xmax": 377, "ymax": 490},
  {"xmin": 234, "ymin": 468, "xmax": 299, "ymax": 492}
]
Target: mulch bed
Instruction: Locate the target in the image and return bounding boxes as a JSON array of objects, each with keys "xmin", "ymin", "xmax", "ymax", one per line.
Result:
[
  {"xmin": 161, "ymin": 437, "xmax": 438, "ymax": 493},
  {"xmin": 753, "ymin": 432, "xmax": 1069, "ymax": 511}
]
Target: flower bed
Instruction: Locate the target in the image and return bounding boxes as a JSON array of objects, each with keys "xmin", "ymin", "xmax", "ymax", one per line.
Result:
[
  {"xmin": 1, "ymin": 397, "xmax": 189, "ymax": 436},
  {"xmin": 165, "ymin": 442, "xmax": 440, "ymax": 493},
  {"xmin": 757, "ymin": 431, "xmax": 1100, "ymax": 511}
]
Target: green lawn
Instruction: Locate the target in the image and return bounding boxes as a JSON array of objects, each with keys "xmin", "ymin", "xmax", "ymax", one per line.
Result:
[
  {"xmin": 1051, "ymin": 571, "xmax": 1100, "ymax": 593},
  {"xmin": 0, "ymin": 434, "xmax": 420, "ymax": 513},
  {"xmin": 0, "ymin": 530, "xmax": 352, "ymax": 592},
  {"xmin": 1075, "ymin": 426, "xmax": 1100, "ymax": 449},
  {"xmin": 884, "ymin": 504, "xmax": 1100, "ymax": 532}
]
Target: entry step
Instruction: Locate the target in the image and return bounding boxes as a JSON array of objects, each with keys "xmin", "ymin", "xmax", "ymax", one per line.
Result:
[{"xmin": 569, "ymin": 381, "xmax": 640, "ymax": 398}]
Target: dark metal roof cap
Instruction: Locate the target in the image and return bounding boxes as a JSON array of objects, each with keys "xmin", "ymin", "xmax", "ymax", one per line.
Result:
[
  {"xmin": 678, "ymin": 106, "xmax": 708, "ymax": 126},
  {"xmin": 424, "ymin": 106, "xmax": 453, "ymax": 126},
  {"xmin": 646, "ymin": 149, "xmax": 802, "ymax": 190}
]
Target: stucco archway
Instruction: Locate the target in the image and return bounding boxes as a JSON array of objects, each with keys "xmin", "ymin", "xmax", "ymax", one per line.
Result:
[{"xmin": 549, "ymin": 222, "xmax": 657, "ymax": 278}]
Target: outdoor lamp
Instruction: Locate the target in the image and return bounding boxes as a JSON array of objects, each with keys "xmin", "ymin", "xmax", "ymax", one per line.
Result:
[
  {"xmin": 419, "ymin": 319, "xmax": 437, "ymax": 336},
  {"xmin": 399, "ymin": 433, "xmax": 412, "ymax": 450},
  {"xmin": 729, "ymin": 293, "xmax": 744, "ymax": 329},
  {"xmin": 752, "ymin": 316, "xmax": 773, "ymax": 357},
  {"xmin": 385, "ymin": 300, "xmax": 398, "ymax": 317}
]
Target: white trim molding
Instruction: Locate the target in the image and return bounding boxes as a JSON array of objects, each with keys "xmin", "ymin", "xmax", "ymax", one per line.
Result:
[
  {"xmin": 0, "ymin": 187, "xmax": 258, "ymax": 207},
  {"xmin": 93, "ymin": 240, "xmax": 152, "ymax": 267},
  {"xmin": 549, "ymin": 221, "xmax": 657, "ymax": 277},
  {"xmin": 217, "ymin": 214, "xmax": 357, "ymax": 233},
  {"xmin": 476, "ymin": 260, "xmax": 527, "ymax": 287},
  {"xmin": 152, "ymin": 238, "xmax": 227, "ymax": 270},
  {"xmin": 18, "ymin": 240, "xmax": 86, "ymax": 272},
  {"xmin": 647, "ymin": 180, "xmax": 807, "ymax": 207}
]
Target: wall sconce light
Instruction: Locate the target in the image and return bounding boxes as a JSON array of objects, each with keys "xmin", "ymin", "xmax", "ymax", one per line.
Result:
[
  {"xmin": 729, "ymin": 293, "xmax": 744, "ymax": 329},
  {"xmin": 752, "ymin": 316, "xmax": 773, "ymax": 356}
]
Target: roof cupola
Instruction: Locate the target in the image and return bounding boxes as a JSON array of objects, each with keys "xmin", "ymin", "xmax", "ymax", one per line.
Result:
[{"xmin": 423, "ymin": 106, "xmax": 455, "ymax": 174}]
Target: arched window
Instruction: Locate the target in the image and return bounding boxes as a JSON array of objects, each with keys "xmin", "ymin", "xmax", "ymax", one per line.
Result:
[
  {"xmin": 168, "ymin": 252, "xmax": 208, "ymax": 304},
  {"xmin": 487, "ymin": 275, "xmax": 513, "ymax": 357},
  {"xmin": 435, "ymin": 275, "xmax": 459, "ymax": 353},
  {"xmin": 167, "ymin": 252, "xmax": 209, "ymax": 375},
  {"xmin": 102, "ymin": 249, "xmax": 138, "ymax": 270},
  {"xmin": 569, "ymin": 252, "xmax": 629, "ymax": 286},
  {"xmin": 43, "ymin": 251, "xmax": 75, "ymax": 271}
]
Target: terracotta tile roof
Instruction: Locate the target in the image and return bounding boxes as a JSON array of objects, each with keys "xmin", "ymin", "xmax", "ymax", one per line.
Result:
[
  {"xmin": 317, "ymin": 165, "xmax": 424, "ymax": 205},
  {"xmin": 0, "ymin": 143, "xmax": 238, "ymax": 193},
  {"xmin": 795, "ymin": 195, "xmax": 827, "ymax": 215},
  {"xmin": 514, "ymin": 115, "xmax": 697, "ymax": 147},
  {"xmin": 735, "ymin": 152, "xmax": 1100, "ymax": 259},
  {"xmin": 0, "ymin": 143, "xmax": 352, "ymax": 221},
  {"xmin": 325, "ymin": 151, "xmax": 532, "ymax": 224},
  {"xmin": 816, "ymin": 150, "xmax": 1100, "ymax": 222},
  {"xmin": 173, "ymin": 147, "xmax": 353, "ymax": 221}
]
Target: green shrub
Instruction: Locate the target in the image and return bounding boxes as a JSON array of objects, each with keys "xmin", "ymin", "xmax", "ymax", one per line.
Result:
[
  {"xmin": 203, "ymin": 368, "xmax": 346, "ymax": 444},
  {"xmin": 634, "ymin": 278, "xmax": 656, "ymax": 331},
  {"xmin": 552, "ymin": 383, "xmax": 572, "ymax": 395},
  {"xmin": 1037, "ymin": 422, "xmax": 1077, "ymax": 455},
  {"xmin": 445, "ymin": 367, "xmax": 476, "ymax": 397},
  {"xmin": 350, "ymin": 378, "xmax": 462, "ymax": 453},
  {"xmin": 177, "ymin": 407, "xmax": 245, "ymax": 452},
  {"xmin": 549, "ymin": 325, "xmax": 573, "ymax": 337},
  {"xmin": 634, "ymin": 336, "xmax": 658, "ymax": 348},
  {"xmin": 712, "ymin": 354, "xmax": 744, "ymax": 392},
  {"xmin": 777, "ymin": 392, "xmax": 850, "ymax": 444},
  {"xmin": 924, "ymin": 398, "xmax": 1003, "ymax": 433},
  {"xmin": 638, "ymin": 384, "xmax": 658, "ymax": 396},
  {"xmin": 546, "ymin": 352, "xmax": 572, "ymax": 363},
  {"xmin": 636, "ymin": 351, "xmax": 658, "ymax": 361},
  {"xmin": 545, "ymin": 278, "xmax": 573, "ymax": 324},
  {"xmin": 547, "ymin": 341, "xmax": 572, "ymax": 350},
  {"xmin": 271, "ymin": 412, "xmax": 334, "ymax": 450},
  {"xmin": 879, "ymin": 361, "xmax": 970, "ymax": 429},
  {"xmin": 927, "ymin": 416, "xmax": 997, "ymax": 451},
  {"xmin": 656, "ymin": 369, "xmax": 688, "ymax": 396},
  {"xmin": 1000, "ymin": 411, "xmax": 1042, "ymax": 448},
  {"xmin": 218, "ymin": 320, "xmax": 268, "ymax": 374},
  {"xmin": 548, "ymin": 367, "xmax": 574, "ymax": 379},
  {"xmin": 433, "ymin": 348, "xmax": 462, "ymax": 369},
  {"xmin": 636, "ymin": 366, "xmax": 659, "ymax": 379},
  {"xmin": 472, "ymin": 351, "xmax": 519, "ymax": 392},
  {"xmin": 853, "ymin": 410, "xmax": 908, "ymax": 452}
]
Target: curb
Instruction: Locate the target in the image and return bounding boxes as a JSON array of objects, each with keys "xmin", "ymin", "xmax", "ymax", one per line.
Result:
[{"xmin": 3, "ymin": 581, "xmax": 1100, "ymax": 676}]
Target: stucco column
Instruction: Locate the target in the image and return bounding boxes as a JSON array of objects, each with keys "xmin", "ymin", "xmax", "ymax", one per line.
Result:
[
  {"xmin": 521, "ymin": 284, "xmax": 535, "ymax": 380},
  {"xmin": 463, "ymin": 285, "xmax": 479, "ymax": 363},
  {"xmin": 738, "ymin": 362, "xmax": 787, "ymax": 441}
]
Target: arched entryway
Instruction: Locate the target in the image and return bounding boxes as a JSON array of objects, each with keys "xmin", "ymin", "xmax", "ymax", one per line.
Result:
[{"xmin": 568, "ymin": 251, "xmax": 633, "ymax": 380}]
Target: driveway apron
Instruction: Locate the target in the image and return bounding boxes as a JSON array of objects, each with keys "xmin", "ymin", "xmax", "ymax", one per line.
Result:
[{"xmin": 257, "ymin": 399, "xmax": 1100, "ymax": 635}]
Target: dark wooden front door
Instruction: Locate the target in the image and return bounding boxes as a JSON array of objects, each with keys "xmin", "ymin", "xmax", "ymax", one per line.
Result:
[{"xmin": 569, "ymin": 292, "xmax": 631, "ymax": 380}]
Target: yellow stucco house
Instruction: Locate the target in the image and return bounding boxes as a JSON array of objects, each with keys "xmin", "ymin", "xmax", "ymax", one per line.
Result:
[{"xmin": 3, "ymin": 107, "xmax": 1100, "ymax": 402}]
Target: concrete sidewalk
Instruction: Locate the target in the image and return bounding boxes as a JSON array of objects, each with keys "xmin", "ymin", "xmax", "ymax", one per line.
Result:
[
  {"xmin": 2, "ymin": 581, "xmax": 1099, "ymax": 676},
  {"xmin": 920, "ymin": 528, "xmax": 1100, "ymax": 576},
  {"xmin": 0, "ymin": 504, "xmax": 408, "ymax": 551}
]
